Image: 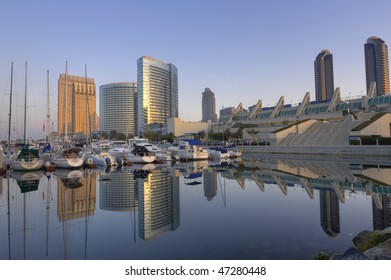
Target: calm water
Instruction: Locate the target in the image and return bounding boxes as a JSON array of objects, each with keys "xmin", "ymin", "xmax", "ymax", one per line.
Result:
[{"xmin": 0, "ymin": 156, "xmax": 390, "ymax": 260}]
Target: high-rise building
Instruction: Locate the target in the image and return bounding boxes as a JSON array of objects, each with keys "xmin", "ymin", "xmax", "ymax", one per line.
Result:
[
  {"xmin": 202, "ymin": 88, "xmax": 217, "ymax": 123},
  {"xmin": 136, "ymin": 56, "xmax": 178, "ymax": 136},
  {"xmin": 314, "ymin": 49, "xmax": 334, "ymax": 101},
  {"xmin": 99, "ymin": 82, "xmax": 137, "ymax": 136},
  {"xmin": 58, "ymin": 73, "xmax": 97, "ymax": 138},
  {"xmin": 364, "ymin": 36, "xmax": 390, "ymax": 96}
]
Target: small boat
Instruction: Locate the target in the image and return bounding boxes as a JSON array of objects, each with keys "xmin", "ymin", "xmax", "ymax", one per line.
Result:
[
  {"xmin": 207, "ymin": 146, "xmax": 230, "ymax": 160},
  {"xmin": 12, "ymin": 145, "xmax": 43, "ymax": 171},
  {"xmin": 128, "ymin": 137, "xmax": 160, "ymax": 154},
  {"xmin": 93, "ymin": 140, "xmax": 111, "ymax": 152},
  {"xmin": 12, "ymin": 63, "xmax": 44, "ymax": 171},
  {"xmin": 126, "ymin": 146, "xmax": 156, "ymax": 164},
  {"xmin": 84, "ymin": 151, "xmax": 118, "ymax": 167},
  {"xmin": 108, "ymin": 141, "xmax": 129, "ymax": 160},
  {"xmin": 176, "ymin": 140, "xmax": 209, "ymax": 161},
  {"xmin": 52, "ymin": 147, "xmax": 84, "ymax": 169}
]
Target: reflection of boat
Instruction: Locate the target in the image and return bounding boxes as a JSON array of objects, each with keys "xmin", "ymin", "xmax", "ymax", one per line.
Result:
[
  {"xmin": 12, "ymin": 170, "xmax": 43, "ymax": 193},
  {"xmin": 184, "ymin": 172, "xmax": 202, "ymax": 185},
  {"xmin": 126, "ymin": 146, "xmax": 156, "ymax": 164},
  {"xmin": 54, "ymin": 169, "xmax": 84, "ymax": 189}
]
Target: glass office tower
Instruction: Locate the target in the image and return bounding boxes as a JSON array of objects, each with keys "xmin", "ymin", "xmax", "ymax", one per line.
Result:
[{"xmin": 136, "ymin": 56, "xmax": 178, "ymax": 136}]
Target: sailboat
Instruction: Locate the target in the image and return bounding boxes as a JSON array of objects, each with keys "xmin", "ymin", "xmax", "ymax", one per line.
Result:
[
  {"xmin": 52, "ymin": 62, "xmax": 84, "ymax": 169},
  {"xmin": 83, "ymin": 64, "xmax": 117, "ymax": 168},
  {"xmin": 12, "ymin": 62, "xmax": 44, "ymax": 171},
  {"xmin": 2, "ymin": 62, "xmax": 17, "ymax": 169}
]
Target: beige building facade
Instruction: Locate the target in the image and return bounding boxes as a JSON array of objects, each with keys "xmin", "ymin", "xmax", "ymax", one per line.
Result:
[
  {"xmin": 167, "ymin": 118, "xmax": 212, "ymax": 137},
  {"xmin": 58, "ymin": 74, "xmax": 97, "ymax": 138}
]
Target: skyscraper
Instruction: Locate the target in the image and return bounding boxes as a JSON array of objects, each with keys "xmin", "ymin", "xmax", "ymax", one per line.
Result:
[
  {"xmin": 99, "ymin": 82, "xmax": 137, "ymax": 136},
  {"xmin": 58, "ymin": 73, "xmax": 97, "ymax": 138},
  {"xmin": 314, "ymin": 49, "xmax": 334, "ymax": 101},
  {"xmin": 364, "ymin": 36, "xmax": 390, "ymax": 96},
  {"xmin": 136, "ymin": 56, "xmax": 178, "ymax": 136},
  {"xmin": 202, "ymin": 87, "xmax": 217, "ymax": 122}
]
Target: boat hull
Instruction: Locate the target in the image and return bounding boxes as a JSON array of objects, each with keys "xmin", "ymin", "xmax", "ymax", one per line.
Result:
[
  {"xmin": 12, "ymin": 158, "xmax": 43, "ymax": 171},
  {"xmin": 52, "ymin": 157, "xmax": 84, "ymax": 168},
  {"xmin": 126, "ymin": 154, "xmax": 156, "ymax": 164}
]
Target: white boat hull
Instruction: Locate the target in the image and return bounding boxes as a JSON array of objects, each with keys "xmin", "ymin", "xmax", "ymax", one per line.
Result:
[
  {"xmin": 52, "ymin": 157, "xmax": 84, "ymax": 168},
  {"xmin": 126, "ymin": 154, "xmax": 156, "ymax": 164},
  {"xmin": 85, "ymin": 152, "xmax": 118, "ymax": 167},
  {"xmin": 12, "ymin": 158, "xmax": 43, "ymax": 171}
]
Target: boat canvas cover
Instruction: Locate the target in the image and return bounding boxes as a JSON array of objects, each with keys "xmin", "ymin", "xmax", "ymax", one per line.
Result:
[
  {"xmin": 183, "ymin": 139, "xmax": 203, "ymax": 146},
  {"xmin": 17, "ymin": 145, "xmax": 39, "ymax": 161}
]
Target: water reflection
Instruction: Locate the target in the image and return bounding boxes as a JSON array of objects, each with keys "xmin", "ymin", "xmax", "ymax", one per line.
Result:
[{"xmin": 0, "ymin": 156, "xmax": 390, "ymax": 259}]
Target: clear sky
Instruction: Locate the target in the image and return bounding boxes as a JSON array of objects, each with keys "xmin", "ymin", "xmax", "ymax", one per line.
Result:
[{"xmin": 1, "ymin": 0, "xmax": 391, "ymax": 140}]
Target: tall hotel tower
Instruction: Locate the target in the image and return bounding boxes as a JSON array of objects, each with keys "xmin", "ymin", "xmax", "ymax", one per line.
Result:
[
  {"xmin": 99, "ymin": 82, "xmax": 137, "ymax": 135},
  {"xmin": 314, "ymin": 49, "xmax": 334, "ymax": 101},
  {"xmin": 136, "ymin": 56, "xmax": 178, "ymax": 136},
  {"xmin": 202, "ymin": 87, "xmax": 217, "ymax": 122},
  {"xmin": 58, "ymin": 73, "xmax": 97, "ymax": 138},
  {"xmin": 364, "ymin": 36, "xmax": 390, "ymax": 96}
]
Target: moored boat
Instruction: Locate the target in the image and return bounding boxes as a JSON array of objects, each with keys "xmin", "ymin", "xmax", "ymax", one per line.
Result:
[
  {"xmin": 126, "ymin": 146, "xmax": 156, "ymax": 164},
  {"xmin": 52, "ymin": 147, "xmax": 84, "ymax": 169},
  {"xmin": 176, "ymin": 140, "xmax": 209, "ymax": 161}
]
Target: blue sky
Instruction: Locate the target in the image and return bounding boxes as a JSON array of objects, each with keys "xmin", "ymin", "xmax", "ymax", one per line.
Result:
[{"xmin": 1, "ymin": 0, "xmax": 391, "ymax": 139}]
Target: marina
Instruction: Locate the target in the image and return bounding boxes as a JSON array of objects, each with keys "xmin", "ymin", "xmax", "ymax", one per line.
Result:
[{"xmin": 0, "ymin": 155, "xmax": 389, "ymax": 260}]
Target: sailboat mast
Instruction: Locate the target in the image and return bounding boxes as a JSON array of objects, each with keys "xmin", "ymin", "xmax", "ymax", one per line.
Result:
[
  {"xmin": 7, "ymin": 62, "xmax": 13, "ymax": 152},
  {"xmin": 64, "ymin": 61, "xmax": 68, "ymax": 141},
  {"xmin": 85, "ymin": 64, "xmax": 89, "ymax": 145},
  {"xmin": 47, "ymin": 70, "xmax": 51, "ymax": 143},
  {"xmin": 23, "ymin": 62, "xmax": 27, "ymax": 145}
]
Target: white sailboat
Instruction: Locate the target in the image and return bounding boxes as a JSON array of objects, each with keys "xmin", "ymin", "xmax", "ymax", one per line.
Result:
[
  {"xmin": 83, "ymin": 64, "xmax": 118, "ymax": 168},
  {"xmin": 2, "ymin": 62, "xmax": 17, "ymax": 169},
  {"xmin": 52, "ymin": 62, "xmax": 84, "ymax": 169},
  {"xmin": 12, "ymin": 62, "xmax": 44, "ymax": 171}
]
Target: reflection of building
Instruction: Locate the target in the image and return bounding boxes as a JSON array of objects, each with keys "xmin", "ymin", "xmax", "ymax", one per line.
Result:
[
  {"xmin": 57, "ymin": 171, "xmax": 96, "ymax": 222},
  {"xmin": 203, "ymin": 169, "xmax": 217, "ymax": 201},
  {"xmin": 99, "ymin": 83, "xmax": 137, "ymax": 135},
  {"xmin": 99, "ymin": 172, "xmax": 137, "ymax": 211},
  {"xmin": 138, "ymin": 169, "xmax": 180, "ymax": 240},
  {"xmin": 136, "ymin": 56, "xmax": 178, "ymax": 135},
  {"xmin": 319, "ymin": 189, "xmax": 340, "ymax": 237},
  {"xmin": 58, "ymin": 73, "xmax": 97, "ymax": 138},
  {"xmin": 372, "ymin": 194, "xmax": 391, "ymax": 230}
]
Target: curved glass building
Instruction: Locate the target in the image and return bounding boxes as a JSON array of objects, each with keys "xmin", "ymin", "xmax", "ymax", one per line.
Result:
[{"xmin": 99, "ymin": 82, "xmax": 137, "ymax": 135}]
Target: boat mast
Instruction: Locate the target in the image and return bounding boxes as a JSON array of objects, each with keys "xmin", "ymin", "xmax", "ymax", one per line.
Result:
[
  {"xmin": 47, "ymin": 70, "xmax": 51, "ymax": 143},
  {"xmin": 84, "ymin": 64, "xmax": 90, "ymax": 146},
  {"xmin": 23, "ymin": 62, "xmax": 27, "ymax": 145},
  {"xmin": 64, "ymin": 61, "xmax": 68, "ymax": 142},
  {"xmin": 7, "ymin": 62, "xmax": 13, "ymax": 152}
]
